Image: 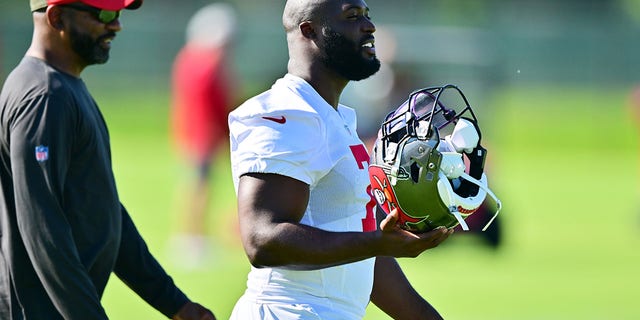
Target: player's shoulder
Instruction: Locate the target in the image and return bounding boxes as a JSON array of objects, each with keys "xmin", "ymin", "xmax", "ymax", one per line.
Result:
[
  {"xmin": 337, "ymin": 104, "xmax": 357, "ymax": 122},
  {"xmin": 230, "ymin": 83, "xmax": 318, "ymax": 120}
]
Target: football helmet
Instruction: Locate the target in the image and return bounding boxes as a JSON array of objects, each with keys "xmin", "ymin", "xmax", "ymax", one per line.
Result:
[{"xmin": 369, "ymin": 84, "xmax": 501, "ymax": 232}]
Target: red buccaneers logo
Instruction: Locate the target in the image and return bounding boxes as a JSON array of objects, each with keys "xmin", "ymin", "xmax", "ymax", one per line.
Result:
[{"xmin": 368, "ymin": 165, "xmax": 423, "ymax": 227}]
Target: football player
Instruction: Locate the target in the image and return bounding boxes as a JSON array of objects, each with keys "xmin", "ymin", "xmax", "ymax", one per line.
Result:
[{"xmin": 228, "ymin": 0, "xmax": 453, "ymax": 319}]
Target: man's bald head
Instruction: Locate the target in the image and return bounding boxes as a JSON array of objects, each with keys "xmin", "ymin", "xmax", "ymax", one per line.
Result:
[{"xmin": 282, "ymin": 0, "xmax": 331, "ymax": 33}]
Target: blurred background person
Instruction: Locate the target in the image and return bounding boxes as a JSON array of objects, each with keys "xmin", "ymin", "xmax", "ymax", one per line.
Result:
[
  {"xmin": 168, "ymin": 2, "xmax": 238, "ymax": 269},
  {"xmin": 452, "ymin": 179, "xmax": 503, "ymax": 248}
]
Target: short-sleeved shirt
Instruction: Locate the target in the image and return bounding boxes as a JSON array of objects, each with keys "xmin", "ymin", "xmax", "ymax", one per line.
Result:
[
  {"xmin": 0, "ymin": 56, "xmax": 187, "ymax": 319},
  {"xmin": 229, "ymin": 74, "xmax": 377, "ymax": 319}
]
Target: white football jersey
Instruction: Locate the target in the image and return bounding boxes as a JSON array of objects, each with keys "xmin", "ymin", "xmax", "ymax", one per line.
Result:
[{"xmin": 229, "ymin": 74, "xmax": 378, "ymax": 319}]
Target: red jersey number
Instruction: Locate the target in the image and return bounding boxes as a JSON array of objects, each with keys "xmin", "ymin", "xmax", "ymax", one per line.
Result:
[{"xmin": 349, "ymin": 144, "xmax": 377, "ymax": 232}]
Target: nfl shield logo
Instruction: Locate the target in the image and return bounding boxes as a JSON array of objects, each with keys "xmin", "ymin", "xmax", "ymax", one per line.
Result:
[{"xmin": 35, "ymin": 145, "xmax": 49, "ymax": 162}]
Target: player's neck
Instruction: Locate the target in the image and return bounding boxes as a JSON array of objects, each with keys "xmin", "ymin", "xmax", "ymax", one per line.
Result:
[{"xmin": 289, "ymin": 63, "xmax": 348, "ymax": 110}]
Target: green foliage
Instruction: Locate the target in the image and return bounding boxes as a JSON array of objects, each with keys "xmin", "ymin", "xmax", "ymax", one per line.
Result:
[{"xmin": 98, "ymin": 85, "xmax": 640, "ymax": 319}]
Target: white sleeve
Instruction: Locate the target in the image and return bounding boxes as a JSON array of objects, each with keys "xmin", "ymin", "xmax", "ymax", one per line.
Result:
[{"xmin": 230, "ymin": 109, "xmax": 332, "ymax": 186}]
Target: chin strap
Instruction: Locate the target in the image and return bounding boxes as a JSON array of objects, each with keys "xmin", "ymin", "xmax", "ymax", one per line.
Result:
[
  {"xmin": 450, "ymin": 210, "xmax": 469, "ymax": 231},
  {"xmin": 457, "ymin": 172, "xmax": 502, "ymax": 231}
]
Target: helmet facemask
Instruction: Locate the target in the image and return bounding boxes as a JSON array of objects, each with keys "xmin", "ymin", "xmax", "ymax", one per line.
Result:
[{"xmin": 369, "ymin": 84, "xmax": 501, "ymax": 232}]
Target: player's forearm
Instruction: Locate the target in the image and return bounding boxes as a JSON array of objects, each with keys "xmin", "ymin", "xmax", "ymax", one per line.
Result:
[
  {"xmin": 371, "ymin": 257, "xmax": 444, "ymax": 320},
  {"xmin": 243, "ymin": 222, "xmax": 381, "ymax": 270}
]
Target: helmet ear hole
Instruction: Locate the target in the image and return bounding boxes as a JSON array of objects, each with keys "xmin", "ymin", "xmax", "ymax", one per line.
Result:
[{"xmin": 410, "ymin": 162, "xmax": 420, "ymax": 183}]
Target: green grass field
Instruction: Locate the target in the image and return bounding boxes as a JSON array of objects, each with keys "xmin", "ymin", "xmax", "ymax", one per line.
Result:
[{"xmin": 92, "ymin": 85, "xmax": 640, "ymax": 319}]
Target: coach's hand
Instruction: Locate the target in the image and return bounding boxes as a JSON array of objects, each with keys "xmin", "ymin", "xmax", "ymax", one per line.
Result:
[
  {"xmin": 378, "ymin": 208, "xmax": 453, "ymax": 258},
  {"xmin": 172, "ymin": 301, "xmax": 215, "ymax": 320}
]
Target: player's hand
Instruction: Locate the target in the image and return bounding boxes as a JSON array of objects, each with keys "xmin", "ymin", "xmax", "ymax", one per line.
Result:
[
  {"xmin": 378, "ymin": 208, "xmax": 453, "ymax": 258},
  {"xmin": 172, "ymin": 301, "xmax": 216, "ymax": 320}
]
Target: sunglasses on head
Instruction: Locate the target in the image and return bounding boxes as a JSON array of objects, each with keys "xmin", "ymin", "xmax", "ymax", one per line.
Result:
[{"xmin": 62, "ymin": 3, "xmax": 120, "ymax": 24}]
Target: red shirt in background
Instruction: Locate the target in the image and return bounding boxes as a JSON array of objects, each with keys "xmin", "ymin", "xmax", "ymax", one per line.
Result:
[{"xmin": 171, "ymin": 44, "xmax": 234, "ymax": 163}]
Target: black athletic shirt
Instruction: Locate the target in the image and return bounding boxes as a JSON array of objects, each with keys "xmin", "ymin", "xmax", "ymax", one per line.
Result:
[{"xmin": 0, "ymin": 56, "xmax": 189, "ymax": 319}]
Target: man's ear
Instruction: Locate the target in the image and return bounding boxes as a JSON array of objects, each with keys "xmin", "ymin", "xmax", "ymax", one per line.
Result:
[
  {"xmin": 46, "ymin": 5, "xmax": 65, "ymax": 30},
  {"xmin": 299, "ymin": 21, "xmax": 316, "ymax": 39}
]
